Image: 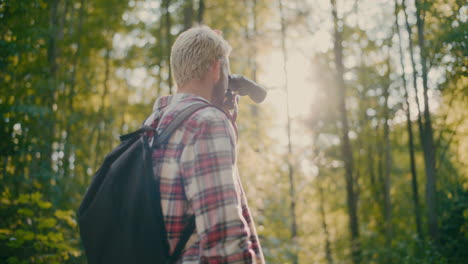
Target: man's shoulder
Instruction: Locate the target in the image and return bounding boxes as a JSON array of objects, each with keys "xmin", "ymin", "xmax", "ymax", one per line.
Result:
[
  {"xmin": 155, "ymin": 97, "xmax": 223, "ymax": 128},
  {"xmin": 157, "ymin": 97, "xmax": 234, "ymax": 143},
  {"xmin": 181, "ymin": 102, "xmax": 235, "ymax": 142},
  {"xmin": 190, "ymin": 104, "xmax": 228, "ymax": 124}
]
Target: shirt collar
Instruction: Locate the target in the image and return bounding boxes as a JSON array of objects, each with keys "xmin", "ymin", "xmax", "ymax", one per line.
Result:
[{"xmin": 152, "ymin": 93, "xmax": 210, "ymax": 112}]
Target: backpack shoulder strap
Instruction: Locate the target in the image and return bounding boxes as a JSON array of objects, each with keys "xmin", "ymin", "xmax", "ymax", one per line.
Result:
[
  {"xmin": 119, "ymin": 126, "xmax": 155, "ymax": 142},
  {"xmin": 153, "ymin": 102, "xmax": 208, "ymax": 261},
  {"xmin": 170, "ymin": 215, "xmax": 196, "ymax": 262},
  {"xmin": 153, "ymin": 102, "xmax": 209, "ymax": 147}
]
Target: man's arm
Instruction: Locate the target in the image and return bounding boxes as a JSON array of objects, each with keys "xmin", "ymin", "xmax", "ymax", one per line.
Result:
[{"xmin": 180, "ymin": 110, "xmax": 256, "ymax": 264}]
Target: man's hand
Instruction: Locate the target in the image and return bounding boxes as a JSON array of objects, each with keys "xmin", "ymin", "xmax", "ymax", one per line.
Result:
[{"xmin": 222, "ymin": 90, "xmax": 239, "ymax": 122}]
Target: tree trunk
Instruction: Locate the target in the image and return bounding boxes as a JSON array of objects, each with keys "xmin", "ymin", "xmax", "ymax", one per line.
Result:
[
  {"xmin": 395, "ymin": 0, "xmax": 423, "ymax": 239},
  {"xmin": 278, "ymin": 0, "xmax": 298, "ymax": 263},
  {"xmin": 48, "ymin": 0, "xmax": 60, "ymax": 80},
  {"xmin": 415, "ymin": 0, "xmax": 439, "ymax": 242},
  {"xmin": 197, "ymin": 0, "xmax": 205, "ymax": 24},
  {"xmin": 183, "ymin": 0, "xmax": 193, "ymax": 30},
  {"xmin": 251, "ymin": 0, "xmax": 258, "ymax": 82},
  {"xmin": 247, "ymin": 0, "xmax": 259, "ymax": 145},
  {"xmin": 330, "ymin": 1, "xmax": 361, "ymax": 263},
  {"xmin": 382, "ymin": 58, "xmax": 393, "ymax": 262},
  {"xmin": 43, "ymin": 0, "xmax": 61, "ymax": 183},
  {"xmin": 375, "ymin": 120, "xmax": 387, "ymax": 238},
  {"xmin": 93, "ymin": 48, "xmax": 112, "ymax": 170},
  {"xmin": 36, "ymin": 0, "xmax": 67, "ymax": 203},
  {"xmin": 156, "ymin": 16, "xmax": 163, "ymax": 97},
  {"xmin": 402, "ymin": 0, "xmax": 431, "ymax": 239},
  {"xmin": 63, "ymin": 0, "xmax": 85, "ymax": 180},
  {"xmin": 163, "ymin": 0, "xmax": 173, "ymax": 94},
  {"xmin": 367, "ymin": 143, "xmax": 381, "ymax": 205},
  {"xmin": 319, "ymin": 183, "xmax": 334, "ymax": 264},
  {"xmin": 401, "ymin": 0, "xmax": 425, "ymax": 143}
]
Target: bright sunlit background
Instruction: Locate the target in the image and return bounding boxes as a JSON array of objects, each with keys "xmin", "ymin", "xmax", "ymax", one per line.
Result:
[{"xmin": 2, "ymin": 0, "xmax": 466, "ymax": 263}]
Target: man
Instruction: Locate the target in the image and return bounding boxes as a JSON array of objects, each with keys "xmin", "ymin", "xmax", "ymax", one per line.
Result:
[{"xmin": 143, "ymin": 26, "xmax": 265, "ymax": 263}]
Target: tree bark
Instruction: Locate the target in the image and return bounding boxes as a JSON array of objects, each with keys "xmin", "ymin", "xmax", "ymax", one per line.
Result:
[
  {"xmin": 319, "ymin": 183, "xmax": 334, "ymax": 264},
  {"xmin": 48, "ymin": 0, "xmax": 60, "ymax": 80},
  {"xmin": 93, "ymin": 48, "xmax": 111, "ymax": 170},
  {"xmin": 278, "ymin": 0, "xmax": 298, "ymax": 263},
  {"xmin": 156, "ymin": 14, "xmax": 163, "ymax": 97},
  {"xmin": 330, "ymin": 1, "xmax": 361, "ymax": 263},
  {"xmin": 197, "ymin": 0, "xmax": 205, "ymax": 24},
  {"xmin": 63, "ymin": 0, "xmax": 85, "ymax": 180},
  {"xmin": 246, "ymin": 0, "xmax": 260, "ymax": 144},
  {"xmin": 183, "ymin": 0, "xmax": 193, "ymax": 30},
  {"xmin": 251, "ymin": 0, "xmax": 258, "ymax": 82},
  {"xmin": 43, "ymin": 0, "xmax": 61, "ymax": 182},
  {"xmin": 401, "ymin": 0, "xmax": 425, "ymax": 142},
  {"xmin": 367, "ymin": 143, "xmax": 381, "ymax": 205},
  {"xmin": 163, "ymin": 0, "xmax": 173, "ymax": 94},
  {"xmin": 382, "ymin": 58, "xmax": 393, "ymax": 262},
  {"xmin": 415, "ymin": 0, "xmax": 439, "ymax": 242},
  {"xmin": 395, "ymin": 0, "xmax": 423, "ymax": 239}
]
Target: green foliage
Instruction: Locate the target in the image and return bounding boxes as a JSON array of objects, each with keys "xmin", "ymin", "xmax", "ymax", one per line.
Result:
[
  {"xmin": 0, "ymin": 190, "xmax": 81, "ymax": 264},
  {"xmin": 438, "ymin": 186, "xmax": 468, "ymax": 263},
  {"xmin": 1, "ymin": 0, "xmax": 466, "ymax": 263}
]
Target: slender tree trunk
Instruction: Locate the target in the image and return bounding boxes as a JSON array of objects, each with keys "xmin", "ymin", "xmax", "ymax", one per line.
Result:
[
  {"xmin": 251, "ymin": 0, "xmax": 258, "ymax": 82},
  {"xmin": 319, "ymin": 183, "xmax": 334, "ymax": 264},
  {"xmin": 401, "ymin": 0, "xmax": 425, "ymax": 141},
  {"xmin": 2, "ymin": 156, "xmax": 7, "ymax": 180},
  {"xmin": 43, "ymin": 0, "xmax": 61, "ymax": 183},
  {"xmin": 395, "ymin": 0, "xmax": 423, "ymax": 239},
  {"xmin": 247, "ymin": 0, "xmax": 260, "ymax": 144},
  {"xmin": 15, "ymin": 129, "xmax": 29, "ymax": 195},
  {"xmin": 375, "ymin": 120, "xmax": 387, "ymax": 238},
  {"xmin": 164, "ymin": 0, "xmax": 173, "ymax": 94},
  {"xmin": 415, "ymin": 0, "xmax": 439, "ymax": 242},
  {"xmin": 48, "ymin": 0, "xmax": 60, "ymax": 80},
  {"xmin": 156, "ymin": 16, "xmax": 163, "ymax": 97},
  {"xmin": 278, "ymin": 0, "xmax": 298, "ymax": 263},
  {"xmin": 58, "ymin": 0, "xmax": 69, "ymax": 41},
  {"xmin": 402, "ymin": 0, "xmax": 432, "ymax": 239},
  {"xmin": 197, "ymin": 0, "xmax": 205, "ymax": 24},
  {"xmin": 330, "ymin": 1, "xmax": 361, "ymax": 263},
  {"xmin": 183, "ymin": 0, "xmax": 193, "ymax": 30},
  {"xmin": 52, "ymin": 0, "xmax": 79, "ymax": 207},
  {"xmin": 367, "ymin": 144, "xmax": 381, "ymax": 204},
  {"xmin": 63, "ymin": 0, "xmax": 85, "ymax": 179},
  {"xmin": 93, "ymin": 48, "xmax": 111, "ymax": 170},
  {"xmin": 382, "ymin": 58, "xmax": 393, "ymax": 262}
]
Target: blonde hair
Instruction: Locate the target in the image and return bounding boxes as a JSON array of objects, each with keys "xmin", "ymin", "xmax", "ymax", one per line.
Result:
[{"xmin": 170, "ymin": 26, "xmax": 231, "ymax": 87}]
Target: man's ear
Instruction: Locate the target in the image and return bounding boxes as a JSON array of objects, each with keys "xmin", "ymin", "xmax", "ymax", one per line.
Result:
[{"xmin": 210, "ymin": 59, "xmax": 221, "ymax": 83}]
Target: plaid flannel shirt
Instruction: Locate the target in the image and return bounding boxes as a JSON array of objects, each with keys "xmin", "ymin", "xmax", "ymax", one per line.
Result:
[{"xmin": 143, "ymin": 93, "xmax": 264, "ymax": 264}]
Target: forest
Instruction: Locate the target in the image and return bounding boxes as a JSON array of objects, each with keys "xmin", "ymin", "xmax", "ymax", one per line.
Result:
[{"xmin": 0, "ymin": 0, "xmax": 467, "ymax": 263}]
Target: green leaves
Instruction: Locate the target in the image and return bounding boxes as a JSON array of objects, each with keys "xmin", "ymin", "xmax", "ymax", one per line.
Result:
[
  {"xmin": 37, "ymin": 218, "xmax": 57, "ymax": 229},
  {"xmin": 54, "ymin": 210, "xmax": 77, "ymax": 227},
  {"xmin": 0, "ymin": 190, "xmax": 81, "ymax": 263},
  {"xmin": 17, "ymin": 208, "xmax": 34, "ymax": 217},
  {"xmin": 1, "ymin": 0, "xmax": 466, "ymax": 263},
  {"xmin": 15, "ymin": 192, "xmax": 52, "ymax": 209}
]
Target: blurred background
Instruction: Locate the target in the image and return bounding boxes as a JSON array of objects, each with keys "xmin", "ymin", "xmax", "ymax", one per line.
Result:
[{"xmin": 0, "ymin": 0, "xmax": 467, "ymax": 263}]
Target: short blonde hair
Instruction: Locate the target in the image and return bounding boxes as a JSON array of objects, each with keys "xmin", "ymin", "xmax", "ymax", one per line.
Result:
[{"xmin": 170, "ymin": 26, "xmax": 231, "ymax": 87}]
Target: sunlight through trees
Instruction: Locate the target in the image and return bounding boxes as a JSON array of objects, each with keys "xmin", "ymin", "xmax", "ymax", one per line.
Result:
[{"xmin": 1, "ymin": 0, "xmax": 467, "ymax": 263}]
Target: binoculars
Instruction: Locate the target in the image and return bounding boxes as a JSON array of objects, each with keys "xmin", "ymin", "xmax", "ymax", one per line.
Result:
[{"xmin": 228, "ymin": 74, "xmax": 267, "ymax": 104}]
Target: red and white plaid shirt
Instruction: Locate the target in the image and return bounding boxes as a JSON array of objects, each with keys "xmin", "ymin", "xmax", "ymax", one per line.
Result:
[{"xmin": 143, "ymin": 93, "xmax": 264, "ymax": 264}]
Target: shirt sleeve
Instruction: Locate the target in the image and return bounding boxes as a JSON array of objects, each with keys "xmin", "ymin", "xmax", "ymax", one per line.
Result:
[
  {"xmin": 180, "ymin": 111, "xmax": 257, "ymax": 264},
  {"xmin": 237, "ymin": 182, "xmax": 265, "ymax": 264}
]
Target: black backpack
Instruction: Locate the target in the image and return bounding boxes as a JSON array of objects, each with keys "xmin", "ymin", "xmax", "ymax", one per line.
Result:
[{"xmin": 77, "ymin": 102, "xmax": 208, "ymax": 264}]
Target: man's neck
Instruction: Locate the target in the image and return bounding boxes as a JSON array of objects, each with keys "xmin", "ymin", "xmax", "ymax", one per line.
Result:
[{"xmin": 177, "ymin": 79, "xmax": 213, "ymax": 103}]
